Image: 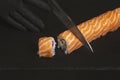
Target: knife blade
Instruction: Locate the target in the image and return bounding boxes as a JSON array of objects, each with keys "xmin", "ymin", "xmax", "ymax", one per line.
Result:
[{"xmin": 48, "ymin": 0, "xmax": 94, "ymax": 53}]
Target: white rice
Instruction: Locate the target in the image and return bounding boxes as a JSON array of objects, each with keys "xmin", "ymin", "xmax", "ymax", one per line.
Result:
[{"xmin": 51, "ymin": 38, "xmax": 56, "ymax": 56}]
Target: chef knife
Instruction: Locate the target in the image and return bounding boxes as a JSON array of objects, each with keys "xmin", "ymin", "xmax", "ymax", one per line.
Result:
[{"xmin": 48, "ymin": 0, "xmax": 94, "ymax": 53}]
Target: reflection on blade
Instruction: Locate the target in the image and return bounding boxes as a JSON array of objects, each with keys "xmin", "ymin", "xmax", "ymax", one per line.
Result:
[{"xmin": 69, "ymin": 26, "xmax": 94, "ymax": 53}]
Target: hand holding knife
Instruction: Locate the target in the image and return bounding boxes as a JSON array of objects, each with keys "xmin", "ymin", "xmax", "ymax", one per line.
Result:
[{"xmin": 0, "ymin": 0, "xmax": 94, "ymax": 53}]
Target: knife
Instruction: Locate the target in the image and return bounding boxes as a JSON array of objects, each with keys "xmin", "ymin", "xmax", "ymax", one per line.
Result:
[{"xmin": 48, "ymin": 0, "xmax": 94, "ymax": 53}]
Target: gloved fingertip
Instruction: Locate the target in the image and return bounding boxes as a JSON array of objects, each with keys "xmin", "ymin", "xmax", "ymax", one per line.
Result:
[
  {"xmin": 37, "ymin": 20, "xmax": 45, "ymax": 29},
  {"xmin": 40, "ymin": 22, "xmax": 45, "ymax": 29}
]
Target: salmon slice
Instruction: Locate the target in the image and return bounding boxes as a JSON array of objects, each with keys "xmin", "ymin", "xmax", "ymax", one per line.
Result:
[
  {"xmin": 38, "ymin": 37, "xmax": 56, "ymax": 58},
  {"xmin": 58, "ymin": 8, "xmax": 120, "ymax": 54}
]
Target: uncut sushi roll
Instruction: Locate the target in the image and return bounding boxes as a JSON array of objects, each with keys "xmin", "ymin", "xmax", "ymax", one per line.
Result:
[
  {"xmin": 38, "ymin": 37, "xmax": 56, "ymax": 58},
  {"xmin": 58, "ymin": 8, "xmax": 120, "ymax": 54}
]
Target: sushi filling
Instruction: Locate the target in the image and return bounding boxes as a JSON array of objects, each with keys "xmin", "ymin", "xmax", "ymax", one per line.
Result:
[
  {"xmin": 58, "ymin": 38, "xmax": 67, "ymax": 54},
  {"xmin": 51, "ymin": 39, "xmax": 56, "ymax": 56}
]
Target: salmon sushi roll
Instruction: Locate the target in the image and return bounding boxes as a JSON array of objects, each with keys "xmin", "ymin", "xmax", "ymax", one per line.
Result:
[
  {"xmin": 38, "ymin": 37, "xmax": 56, "ymax": 58},
  {"xmin": 58, "ymin": 8, "xmax": 120, "ymax": 54}
]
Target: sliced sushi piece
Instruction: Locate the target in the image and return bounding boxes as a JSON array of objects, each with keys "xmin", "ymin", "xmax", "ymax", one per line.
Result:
[
  {"xmin": 38, "ymin": 37, "xmax": 56, "ymax": 58},
  {"xmin": 58, "ymin": 30, "xmax": 82, "ymax": 54},
  {"xmin": 58, "ymin": 8, "xmax": 120, "ymax": 54}
]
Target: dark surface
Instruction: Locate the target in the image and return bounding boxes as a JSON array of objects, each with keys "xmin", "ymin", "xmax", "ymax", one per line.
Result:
[{"xmin": 0, "ymin": 0, "xmax": 120, "ymax": 70}]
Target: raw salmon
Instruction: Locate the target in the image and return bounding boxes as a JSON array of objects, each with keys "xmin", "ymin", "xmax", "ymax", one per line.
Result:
[
  {"xmin": 58, "ymin": 8, "xmax": 120, "ymax": 54},
  {"xmin": 38, "ymin": 37, "xmax": 56, "ymax": 58}
]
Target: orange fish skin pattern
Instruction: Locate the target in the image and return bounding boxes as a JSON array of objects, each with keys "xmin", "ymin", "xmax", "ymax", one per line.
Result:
[
  {"xmin": 38, "ymin": 37, "xmax": 54, "ymax": 58},
  {"xmin": 58, "ymin": 8, "xmax": 120, "ymax": 54}
]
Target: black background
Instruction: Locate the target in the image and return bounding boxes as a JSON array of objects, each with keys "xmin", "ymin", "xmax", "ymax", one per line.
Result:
[{"xmin": 0, "ymin": 0, "xmax": 120, "ymax": 70}]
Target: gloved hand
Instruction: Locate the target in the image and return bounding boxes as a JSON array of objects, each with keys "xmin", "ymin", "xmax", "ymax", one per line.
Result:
[{"xmin": 0, "ymin": 0, "xmax": 51, "ymax": 32}]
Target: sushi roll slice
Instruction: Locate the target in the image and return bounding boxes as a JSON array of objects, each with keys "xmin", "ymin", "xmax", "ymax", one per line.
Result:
[
  {"xmin": 38, "ymin": 37, "xmax": 56, "ymax": 58},
  {"xmin": 58, "ymin": 30, "xmax": 82, "ymax": 54},
  {"xmin": 58, "ymin": 8, "xmax": 120, "ymax": 54}
]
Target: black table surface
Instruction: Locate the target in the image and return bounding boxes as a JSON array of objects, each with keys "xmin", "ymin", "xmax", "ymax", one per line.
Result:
[{"xmin": 0, "ymin": 0, "xmax": 120, "ymax": 70}]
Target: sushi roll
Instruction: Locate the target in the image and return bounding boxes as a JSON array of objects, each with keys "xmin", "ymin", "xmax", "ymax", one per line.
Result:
[
  {"xmin": 58, "ymin": 8, "xmax": 120, "ymax": 54},
  {"xmin": 38, "ymin": 37, "xmax": 56, "ymax": 58},
  {"xmin": 58, "ymin": 30, "xmax": 82, "ymax": 54}
]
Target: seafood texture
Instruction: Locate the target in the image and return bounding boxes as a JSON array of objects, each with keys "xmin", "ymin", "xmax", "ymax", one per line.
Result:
[
  {"xmin": 58, "ymin": 8, "xmax": 120, "ymax": 54},
  {"xmin": 38, "ymin": 37, "xmax": 56, "ymax": 58}
]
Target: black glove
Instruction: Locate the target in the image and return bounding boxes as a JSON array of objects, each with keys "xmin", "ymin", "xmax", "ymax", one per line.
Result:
[{"xmin": 0, "ymin": 0, "xmax": 51, "ymax": 32}]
